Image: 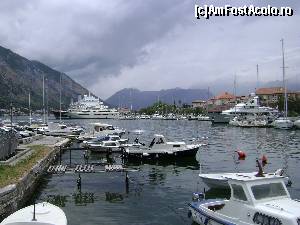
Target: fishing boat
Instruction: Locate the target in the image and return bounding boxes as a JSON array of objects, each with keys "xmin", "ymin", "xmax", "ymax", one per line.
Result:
[
  {"xmin": 123, "ymin": 134, "xmax": 202, "ymax": 159},
  {"xmin": 189, "ymin": 161, "xmax": 300, "ymax": 225},
  {"xmin": 0, "ymin": 202, "xmax": 67, "ymax": 225}
]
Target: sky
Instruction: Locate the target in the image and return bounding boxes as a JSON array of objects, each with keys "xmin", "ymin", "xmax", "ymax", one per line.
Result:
[{"xmin": 0, "ymin": 0, "xmax": 299, "ymax": 99}]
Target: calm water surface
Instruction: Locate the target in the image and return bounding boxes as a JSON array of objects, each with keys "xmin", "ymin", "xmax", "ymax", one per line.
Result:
[{"xmin": 29, "ymin": 119, "xmax": 300, "ymax": 225}]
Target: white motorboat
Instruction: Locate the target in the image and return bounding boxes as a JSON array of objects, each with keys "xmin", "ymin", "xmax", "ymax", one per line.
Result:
[
  {"xmin": 198, "ymin": 115, "xmax": 211, "ymax": 121},
  {"xmin": 152, "ymin": 114, "xmax": 164, "ymax": 120},
  {"xmin": 294, "ymin": 119, "xmax": 300, "ymax": 129},
  {"xmin": 78, "ymin": 123, "xmax": 125, "ymax": 141},
  {"xmin": 189, "ymin": 163, "xmax": 300, "ymax": 225},
  {"xmin": 0, "ymin": 202, "xmax": 67, "ymax": 225},
  {"xmin": 213, "ymin": 94, "xmax": 279, "ymax": 124},
  {"xmin": 25, "ymin": 123, "xmax": 49, "ymax": 134},
  {"xmin": 45, "ymin": 122, "xmax": 84, "ymax": 136},
  {"xmin": 124, "ymin": 134, "xmax": 202, "ymax": 159},
  {"xmin": 83, "ymin": 135, "xmax": 128, "ymax": 148},
  {"xmin": 139, "ymin": 114, "xmax": 151, "ymax": 119},
  {"xmin": 88, "ymin": 140, "xmax": 124, "ymax": 152},
  {"xmin": 273, "ymin": 118, "xmax": 294, "ymax": 130},
  {"xmin": 229, "ymin": 115, "xmax": 268, "ymax": 128}
]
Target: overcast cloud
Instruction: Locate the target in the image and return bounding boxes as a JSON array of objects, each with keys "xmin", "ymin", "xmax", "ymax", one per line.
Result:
[{"xmin": 0, "ymin": 0, "xmax": 299, "ymax": 98}]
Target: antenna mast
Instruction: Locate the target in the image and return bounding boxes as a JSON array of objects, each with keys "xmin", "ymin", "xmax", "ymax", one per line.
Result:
[
  {"xmin": 59, "ymin": 74, "xmax": 62, "ymax": 123},
  {"xmin": 42, "ymin": 74, "xmax": 45, "ymax": 124}
]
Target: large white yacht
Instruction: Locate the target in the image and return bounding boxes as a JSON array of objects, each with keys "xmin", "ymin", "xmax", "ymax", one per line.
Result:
[
  {"xmin": 53, "ymin": 93, "xmax": 119, "ymax": 119},
  {"xmin": 211, "ymin": 94, "xmax": 279, "ymax": 124}
]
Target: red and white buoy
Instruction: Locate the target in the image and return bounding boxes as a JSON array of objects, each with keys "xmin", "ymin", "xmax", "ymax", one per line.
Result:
[{"xmin": 236, "ymin": 150, "xmax": 246, "ymax": 160}]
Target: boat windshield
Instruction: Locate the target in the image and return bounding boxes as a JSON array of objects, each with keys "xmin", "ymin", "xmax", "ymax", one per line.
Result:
[{"xmin": 251, "ymin": 182, "xmax": 287, "ymax": 200}]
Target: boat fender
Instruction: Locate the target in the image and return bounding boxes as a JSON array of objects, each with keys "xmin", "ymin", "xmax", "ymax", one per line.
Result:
[
  {"xmin": 237, "ymin": 150, "xmax": 246, "ymax": 159},
  {"xmin": 261, "ymin": 155, "xmax": 268, "ymax": 165}
]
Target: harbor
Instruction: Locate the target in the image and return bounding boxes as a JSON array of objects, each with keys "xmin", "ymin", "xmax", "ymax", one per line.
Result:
[
  {"xmin": 1, "ymin": 115, "xmax": 300, "ymax": 224},
  {"xmin": 1, "ymin": 1, "xmax": 300, "ymax": 224}
]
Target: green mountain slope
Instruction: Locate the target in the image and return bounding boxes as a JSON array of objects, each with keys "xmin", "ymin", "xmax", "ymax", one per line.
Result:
[{"xmin": 0, "ymin": 45, "xmax": 89, "ymax": 110}]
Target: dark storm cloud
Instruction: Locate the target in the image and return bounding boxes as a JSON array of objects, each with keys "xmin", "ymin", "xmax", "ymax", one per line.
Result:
[
  {"xmin": 0, "ymin": 0, "xmax": 299, "ymax": 98},
  {"xmin": 0, "ymin": 0, "xmax": 191, "ymax": 87}
]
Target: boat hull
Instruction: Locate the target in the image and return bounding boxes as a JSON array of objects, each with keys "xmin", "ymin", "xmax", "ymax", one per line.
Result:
[
  {"xmin": 210, "ymin": 113, "xmax": 231, "ymax": 124},
  {"xmin": 294, "ymin": 120, "xmax": 300, "ymax": 129},
  {"xmin": 124, "ymin": 146, "xmax": 199, "ymax": 160},
  {"xmin": 53, "ymin": 111, "xmax": 119, "ymax": 119},
  {"xmin": 189, "ymin": 201, "xmax": 236, "ymax": 225},
  {"xmin": 273, "ymin": 118, "xmax": 294, "ymax": 129}
]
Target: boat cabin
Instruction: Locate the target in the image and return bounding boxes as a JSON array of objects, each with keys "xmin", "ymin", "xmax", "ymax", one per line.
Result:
[{"xmin": 149, "ymin": 134, "xmax": 167, "ymax": 147}]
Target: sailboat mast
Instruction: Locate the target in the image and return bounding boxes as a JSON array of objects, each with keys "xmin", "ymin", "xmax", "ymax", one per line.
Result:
[
  {"xmin": 59, "ymin": 74, "xmax": 62, "ymax": 123},
  {"xmin": 207, "ymin": 87, "xmax": 209, "ymax": 115},
  {"xmin": 42, "ymin": 74, "xmax": 45, "ymax": 124},
  {"xmin": 29, "ymin": 92, "xmax": 31, "ymax": 125},
  {"xmin": 281, "ymin": 39, "xmax": 288, "ymax": 118},
  {"xmin": 256, "ymin": 64, "xmax": 259, "ymax": 90},
  {"xmin": 234, "ymin": 74, "xmax": 237, "ymax": 116}
]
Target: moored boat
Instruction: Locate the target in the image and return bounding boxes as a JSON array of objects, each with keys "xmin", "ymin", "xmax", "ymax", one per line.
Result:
[
  {"xmin": 294, "ymin": 119, "xmax": 300, "ymax": 129},
  {"xmin": 78, "ymin": 123, "xmax": 125, "ymax": 141},
  {"xmin": 189, "ymin": 162, "xmax": 300, "ymax": 225},
  {"xmin": 123, "ymin": 134, "xmax": 202, "ymax": 159},
  {"xmin": 0, "ymin": 202, "xmax": 67, "ymax": 225}
]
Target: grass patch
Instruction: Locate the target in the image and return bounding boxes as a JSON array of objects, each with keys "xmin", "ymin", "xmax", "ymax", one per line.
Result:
[{"xmin": 0, "ymin": 145, "xmax": 50, "ymax": 188}]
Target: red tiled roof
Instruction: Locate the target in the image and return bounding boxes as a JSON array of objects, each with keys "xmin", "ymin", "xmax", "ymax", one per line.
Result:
[
  {"xmin": 255, "ymin": 87, "xmax": 285, "ymax": 95},
  {"xmin": 213, "ymin": 92, "xmax": 236, "ymax": 100}
]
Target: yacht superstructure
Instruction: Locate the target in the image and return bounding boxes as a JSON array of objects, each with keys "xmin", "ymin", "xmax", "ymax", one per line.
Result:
[{"xmin": 53, "ymin": 94, "xmax": 119, "ymax": 119}]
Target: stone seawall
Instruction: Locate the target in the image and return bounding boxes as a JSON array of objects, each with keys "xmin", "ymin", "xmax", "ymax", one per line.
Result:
[{"xmin": 0, "ymin": 138, "xmax": 70, "ymax": 220}]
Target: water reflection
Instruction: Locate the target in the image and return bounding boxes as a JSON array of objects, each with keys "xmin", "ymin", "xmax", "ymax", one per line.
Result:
[
  {"xmin": 105, "ymin": 192, "xmax": 124, "ymax": 203},
  {"xmin": 73, "ymin": 192, "xmax": 95, "ymax": 206}
]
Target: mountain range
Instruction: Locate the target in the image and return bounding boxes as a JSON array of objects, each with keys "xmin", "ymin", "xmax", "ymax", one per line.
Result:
[
  {"xmin": 0, "ymin": 45, "xmax": 89, "ymax": 110},
  {"xmin": 106, "ymin": 78, "xmax": 300, "ymax": 110},
  {"xmin": 105, "ymin": 88, "xmax": 212, "ymax": 110}
]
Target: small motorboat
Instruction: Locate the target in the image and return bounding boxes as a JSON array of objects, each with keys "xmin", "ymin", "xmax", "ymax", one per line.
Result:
[
  {"xmin": 0, "ymin": 202, "xmax": 67, "ymax": 225},
  {"xmin": 198, "ymin": 115, "xmax": 211, "ymax": 121},
  {"xmin": 189, "ymin": 161, "xmax": 300, "ymax": 225},
  {"xmin": 78, "ymin": 123, "xmax": 125, "ymax": 141},
  {"xmin": 273, "ymin": 117, "xmax": 293, "ymax": 130},
  {"xmin": 123, "ymin": 134, "xmax": 202, "ymax": 159},
  {"xmin": 294, "ymin": 119, "xmax": 300, "ymax": 129},
  {"xmin": 83, "ymin": 135, "xmax": 128, "ymax": 147}
]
